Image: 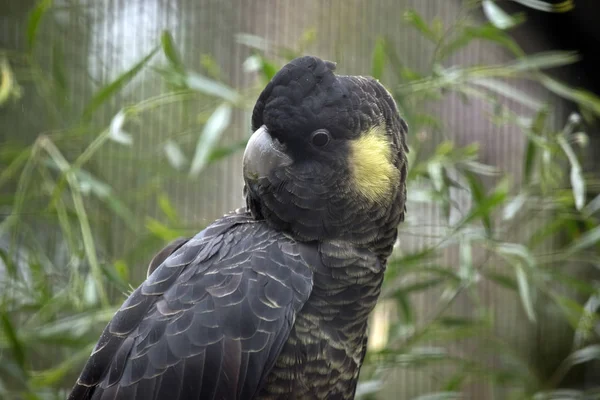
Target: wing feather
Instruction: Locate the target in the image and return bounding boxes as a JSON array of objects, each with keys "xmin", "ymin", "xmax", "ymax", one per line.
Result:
[{"xmin": 69, "ymin": 212, "xmax": 314, "ymax": 400}]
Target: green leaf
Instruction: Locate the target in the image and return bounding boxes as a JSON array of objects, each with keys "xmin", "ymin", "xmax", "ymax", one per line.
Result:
[
  {"xmin": 355, "ymin": 380, "xmax": 383, "ymax": 398},
  {"xmin": 157, "ymin": 193, "xmax": 180, "ymax": 224},
  {"xmin": 514, "ymin": 263, "xmax": 536, "ymax": 322},
  {"xmin": 533, "ymin": 390, "xmax": 585, "ymax": 400},
  {"xmin": 551, "ymin": 345, "xmax": 600, "ymax": 386},
  {"xmin": 145, "ymin": 217, "xmax": 186, "ymax": 242},
  {"xmin": 108, "ymin": 109, "xmax": 133, "ymax": 145},
  {"xmin": 496, "ymin": 242, "xmax": 536, "ymax": 268},
  {"xmin": 83, "ymin": 46, "xmax": 159, "ymax": 119},
  {"xmin": 583, "ymin": 193, "xmax": 600, "ymax": 217},
  {"xmin": 51, "ymin": 41, "xmax": 68, "ymax": 102},
  {"xmin": 483, "ymin": 0, "xmax": 517, "ymax": 30},
  {"xmin": 539, "ymin": 74, "xmax": 600, "ymax": 117},
  {"xmin": 200, "ymin": 54, "xmax": 222, "ymax": 80},
  {"xmin": 413, "ymin": 392, "xmax": 462, "ymax": 400},
  {"xmin": 395, "ymin": 292, "xmax": 414, "ymax": 324},
  {"xmin": 428, "ymin": 162, "xmax": 444, "ymax": 192},
  {"xmin": 567, "ymin": 225, "xmax": 600, "ymax": 254},
  {"xmin": 163, "ymin": 140, "xmax": 188, "ymax": 170},
  {"xmin": 27, "ymin": 0, "xmax": 53, "ymax": 50},
  {"xmin": 511, "ymin": 0, "xmax": 574, "ymax": 13},
  {"xmin": 0, "ymin": 312, "xmax": 26, "ymax": 373},
  {"xmin": 190, "ymin": 103, "xmax": 232, "ymax": 176},
  {"xmin": 454, "ymin": 178, "xmax": 508, "ymax": 233},
  {"xmin": 483, "ymin": 271, "xmax": 518, "ymax": 291},
  {"xmin": 256, "ymin": 55, "xmax": 278, "ymax": 82},
  {"xmin": 399, "ymin": 278, "xmax": 446, "ymax": 294},
  {"xmin": 463, "ymin": 171, "xmax": 493, "ymax": 236},
  {"xmin": 0, "ymin": 248, "xmax": 17, "ymax": 277},
  {"xmin": 440, "ymin": 23, "xmax": 524, "ymax": 61},
  {"xmin": 161, "ymin": 30, "xmax": 184, "ymax": 70},
  {"xmin": 557, "ymin": 135, "xmax": 585, "ymax": 210},
  {"xmin": 399, "ymin": 52, "xmax": 579, "ymax": 95},
  {"xmin": 470, "ymin": 78, "xmax": 542, "ymax": 110},
  {"xmin": 72, "ymin": 168, "xmax": 138, "ymax": 230},
  {"xmin": 403, "ymin": 10, "xmax": 439, "ymax": 42},
  {"xmin": 458, "ymin": 236, "xmax": 474, "ymax": 283},
  {"xmin": 523, "ymin": 107, "xmax": 548, "ymax": 182},
  {"xmin": 114, "ymin": 259, "xmax": 130, "ymax": 283},
  {"xmin": 503, "ymin": 193, "xmax": 527, "ymax": 220},
  {"xmin": 235, "ymin": 33, "xmax": 270, "ymax": 52},
  {"xmin": 371, "ymin": 37, "xmax": 386, "ymax": 80},
  {"xmin": 185, "ymin": 72, "xmax": 241, "ymax": 103}
]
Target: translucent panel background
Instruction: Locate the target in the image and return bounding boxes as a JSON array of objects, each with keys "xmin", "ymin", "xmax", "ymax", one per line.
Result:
[{"xmin": 2, "ymin": 1, "xmax": 594, "ymax": 399}]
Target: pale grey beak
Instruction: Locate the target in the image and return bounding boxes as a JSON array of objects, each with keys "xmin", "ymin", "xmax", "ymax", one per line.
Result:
[{"xmin": 243, "ymin": 125, "xmax": 292, "ymax": 182}]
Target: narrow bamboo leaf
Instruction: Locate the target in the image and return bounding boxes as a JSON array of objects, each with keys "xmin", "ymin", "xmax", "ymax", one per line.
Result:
[
  {"xmin": 38, "ymin": 137, "xmax": 108, "ymax": 305},
  {"xmin": 158, "ymin": 193, "xmax": 180, "ymax": 224},
  {"xmin": 83, "ymin": 46, "xmax": 159, "ymax": 119},
  {"xmin": 114, "ymin": 260, "xmax": 130, "ymax": 283},
  {"xmin": 533, "ymin": 390, "xmax": 585, "ymax": 400},
  {"xmin": 463, "ymin": 171, "xmax": 493, "ymax": 236},
  {"xmin": 160, "ymin": 30, "xmax": 184, "ymax": 70},
  {"xmin": 371, "ymin": 37, "xmax": 386, "ymax": 80},
  {"xmin": 539, "ymin": 75, "xmax": 600, "ymax": 117},
  {"xmin": 470, "ymin": 78, "xmax": 542, "ymax": 109},
  {"xmin": 557, "ymin": 135, "xmax": 585, "ymax": 210},
  {"xmin": 503, "ymin": 193, "xmax": 527, "ymax": 220},
  {"xmin": 355, "ymin": 380, "xmax": 383, "ymax": 398},
  {"xmin": 413, "ymin": 391, "xmax": 462, "ymax": 400},
  {"xmin": 0, "ymin": 312, "xmax": 26, "ymax": 372},
  {"xmin": 83, "ymin": 274, "xmax": 98, "ymax": 306},
  {"xmin": 399, "ymin": 278, "xmax": 446, "ymax": 294},
  {"xmin": 395, "ymin": 292, "xmax": 414, "ymax": 324},
  {"xmin": 243, "ymin": 55, "xmax": 262, "ymax": 73},
  {"xmin": 163, "ymin": 140, "xmax": 187, "ymax": 170},
  {"xmin": 185, "ymin": 72, "xmax": 240, "ymax": 103},
  {"xmin": 451, "ymin": 178, "xmax": 508, "ymax": 235},
  {"xmin": 583, "ymin": 194, "xmax": 600, "ymax": 217},
  {"xmin": 497, "ymin": 242, "xmax": 536, "ymax": 268},
  {"xmin": 552, "ymin": 345, "xmax": 600, "ymax": 386},
  {"xmin": 514, "ymin": 263, "xmax": 536, "ymax": 322},
  {"xmin": 483, "ymin": 0, "xmax": 517, "ymax": 30},
  {"xmin": 403, "ymin": 10, "xmax": 438, "ymax": 42},
  {"xmin": 235, "ymin": 33, "xmax": 270, "ymax": 51},
  {"xmin": 108, "ymin": 110, "xmax": 133, "ymax": 145},
  {"xmin": 441, "ymin": 24, "xmax": 524, "ymax": 61},
  {"xmin": 428, "ymin": 162, "xmax": 444, "ymax": 192},
  {"xmin": 511, "ymin": 0, "xmax": 574, "ymax": 13},
  {"xmin": 459, "ymin": 237, "xmax": 474, "ymax": 283},
  {"xmin": 554, "ymin": 294, "xmax": 586, "ymax": 330},
  {"xmin": 523, "ymin": 138, "xmax": 537, "ymax": 184},
  {"xmin": 190, "ymin": 103, "xmax": 232, "ymax": 176},
  {"xmin": 0, "ymin": 248, "xmax": 17, "ymax": 276},
  {"xmin": 145, "ymin": 217, "xmax": 185, "ymax": 241},
  {"xmin": 567, "ymin": 225, "xmax": 600, "ymax": 254},
  {"xmin": 399, "ymin": 52, "xmax": 579, "ymax": 94},
  {"xmin": 73, "ymin": 169, "xmax": 137, "ymax": 230},
  {"xmin": 51, "ymin": 41, "xmax": 68, "ymax": 101},
  {"xmin": 27, "ymin": 0, "xmax": 53, "ymax": 50},
  {"xmin": 0, "ymin": 57, "xmax": 19, "ymax": 106}
]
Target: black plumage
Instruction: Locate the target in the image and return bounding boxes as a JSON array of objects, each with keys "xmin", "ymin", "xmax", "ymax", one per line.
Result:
[{"xmin": 68, "ymin": 56, "xmax": 408, "ymax": 400}]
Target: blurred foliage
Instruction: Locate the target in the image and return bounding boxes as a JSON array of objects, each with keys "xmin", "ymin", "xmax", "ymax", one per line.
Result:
[{"xmin": 0, "ymin": 0, "xmax": 599, "ymax": 399}]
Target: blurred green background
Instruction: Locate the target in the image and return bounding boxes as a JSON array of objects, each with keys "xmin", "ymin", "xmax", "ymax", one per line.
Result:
[{"xmin": 1, "ymin": 0, "xmax": 600, "ymax": 399}]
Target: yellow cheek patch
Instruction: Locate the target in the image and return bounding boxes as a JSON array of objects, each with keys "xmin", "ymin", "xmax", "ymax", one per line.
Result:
[{"xmin": 349, "ymin": 126, "xmax": 399, "ymax": 204}]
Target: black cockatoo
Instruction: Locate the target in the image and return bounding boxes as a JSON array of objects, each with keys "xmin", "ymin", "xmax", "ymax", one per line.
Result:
[{"xmin": 68, "ymin": 55, "xmax": 408, "ymax": 400}]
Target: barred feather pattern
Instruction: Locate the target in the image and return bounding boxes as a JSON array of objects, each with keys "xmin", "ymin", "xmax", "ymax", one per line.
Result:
[{"xmin": 68, "ymin": 210, "xmax": 386, "ymax": 400}]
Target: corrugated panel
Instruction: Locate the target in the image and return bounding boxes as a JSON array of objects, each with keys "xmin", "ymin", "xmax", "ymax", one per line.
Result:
[{"xmin": 0, "ymin": 0, "xmax": 572, "ymax": 397}]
